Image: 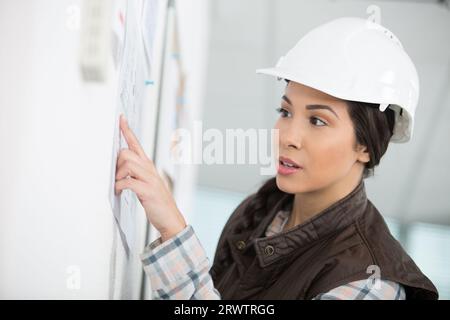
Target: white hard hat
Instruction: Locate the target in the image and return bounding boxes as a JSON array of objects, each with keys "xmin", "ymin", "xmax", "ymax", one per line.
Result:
[{"xmin": 256, "ymin": 17, "xmax": 419, "ymax": 143}]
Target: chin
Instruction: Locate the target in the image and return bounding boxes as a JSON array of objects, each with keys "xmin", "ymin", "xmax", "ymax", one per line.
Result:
[{"xmin": 276, "ymin": 174, "xmax": 307, "ymax": 194}]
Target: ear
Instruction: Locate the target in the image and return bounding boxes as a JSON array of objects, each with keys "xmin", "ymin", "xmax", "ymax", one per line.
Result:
[{"xmin": 356, "ymin": 144, "xmax": 370, "ymax": 164}]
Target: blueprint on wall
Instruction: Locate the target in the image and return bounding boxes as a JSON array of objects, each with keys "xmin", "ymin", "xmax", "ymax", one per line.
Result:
[{"xmin": 108, "ymin": 0, "xmax": 160, "ymax": 255}]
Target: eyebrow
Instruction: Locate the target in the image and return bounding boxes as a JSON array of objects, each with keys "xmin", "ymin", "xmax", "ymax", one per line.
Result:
[{"xmin": 282, "ymin": 95, "xmax": 340, "ymax": 119}]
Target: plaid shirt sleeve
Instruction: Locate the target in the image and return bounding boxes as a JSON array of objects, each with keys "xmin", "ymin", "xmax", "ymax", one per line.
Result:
[
  {"xmin": 140, "ymin": 224, "xmax": 221, "ymax": 300},
  {"xmin": 313, "ymin": 279, "xmax": 406, "ymax": 300},
  {"xmin": 141, "ymin": 223, "xmax": 406, "ymax": 300}
]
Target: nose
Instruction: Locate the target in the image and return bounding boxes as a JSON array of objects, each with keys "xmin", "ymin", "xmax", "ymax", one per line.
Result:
[{"xmin": 280, "ymin": 125, "xmax": 302, "ymax": 150}]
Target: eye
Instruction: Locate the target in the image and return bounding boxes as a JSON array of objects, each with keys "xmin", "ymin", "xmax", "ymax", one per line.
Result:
[
  {"xmin": 275, "ymin": 107, "xmax": 292, "ymax": 118},
  {"xmin": 310, "ymin": 116, "xmax": 327, "ymax": 127}
]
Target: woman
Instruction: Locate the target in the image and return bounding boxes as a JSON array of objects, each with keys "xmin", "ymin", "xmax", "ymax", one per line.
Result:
[{"xmin": 115, "ymin": 17, "xmax": 439, "ymax": 299}]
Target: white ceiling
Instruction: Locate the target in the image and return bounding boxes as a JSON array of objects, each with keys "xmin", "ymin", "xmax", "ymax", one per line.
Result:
[{"xmin": 199, "ymin": 0, "xmax": 450, "ymax": 225}]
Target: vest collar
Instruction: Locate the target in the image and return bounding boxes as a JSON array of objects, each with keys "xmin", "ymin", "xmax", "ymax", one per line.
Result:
[{"xmin": 228, "ymin": 179, "xmax": 368, "ymax": 270}]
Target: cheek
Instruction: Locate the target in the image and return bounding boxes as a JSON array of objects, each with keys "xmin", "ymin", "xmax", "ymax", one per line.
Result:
[{"xmin": 306, "ymin": 130, "xmax": 356, "ymax": 180}]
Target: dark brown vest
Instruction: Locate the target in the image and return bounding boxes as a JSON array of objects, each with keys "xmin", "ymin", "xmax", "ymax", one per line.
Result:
[{"xmin": 210, "ymin": 180, "xmax": 438, "ymax": 300}]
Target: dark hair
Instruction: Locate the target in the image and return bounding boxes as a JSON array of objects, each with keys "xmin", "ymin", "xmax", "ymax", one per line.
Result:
[
  {"xmin": 346, "ymin": 99, "xmax": 395, "ymax": 179},
  {"xmin": 211, "ymin": 79, "xmax": 396, "ymax": 278}
]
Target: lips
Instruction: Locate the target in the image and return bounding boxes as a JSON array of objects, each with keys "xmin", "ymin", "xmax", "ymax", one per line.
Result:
[
  {"xmin": 277, "ymin": 156, "xmax": 303, "ymax": 176},
  {"xmin": 279, "ymin": 156, "xmax": 302, "ymax": 169}
]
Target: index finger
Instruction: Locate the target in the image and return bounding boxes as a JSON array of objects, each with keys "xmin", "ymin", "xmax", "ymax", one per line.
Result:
[{"xmin": 119, "ymin": 114, "xmax": 147, "ymax": 159}]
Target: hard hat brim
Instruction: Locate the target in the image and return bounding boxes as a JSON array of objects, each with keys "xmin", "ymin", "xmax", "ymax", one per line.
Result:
[{"xmin": 256, "ymin": 68, "xmax": 289, "ymax": 81}]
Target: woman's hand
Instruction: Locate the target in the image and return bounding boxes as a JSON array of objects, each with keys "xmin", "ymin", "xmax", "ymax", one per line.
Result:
[{"xmin": 115, "ymin": 114, "xmax": 187, "ymax": 242}]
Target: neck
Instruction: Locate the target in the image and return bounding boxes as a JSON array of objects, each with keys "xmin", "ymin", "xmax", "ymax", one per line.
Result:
[{"xmin": 285, "ymin": 170, "xmax": 363, "ymax": 230}]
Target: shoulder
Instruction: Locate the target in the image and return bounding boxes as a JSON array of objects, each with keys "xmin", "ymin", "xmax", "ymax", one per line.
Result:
[{"xmin": 354, "ymin": 200, "xmax": 439, "ymax": 299}]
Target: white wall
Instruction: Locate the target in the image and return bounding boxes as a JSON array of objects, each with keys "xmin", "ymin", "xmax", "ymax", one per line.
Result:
[
  {"xmin": 0, "ymin": 0, "xmax": 210, "ymax": 299},
  {"xmin": 0, "ymin": 0, "xmax": 117, "ymax": 298}
]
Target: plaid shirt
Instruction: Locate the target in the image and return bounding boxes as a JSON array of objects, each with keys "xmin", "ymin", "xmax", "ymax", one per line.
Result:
[{"xmin": 141, "ymin": 209, "xmax": 406, "ymax": 300}]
